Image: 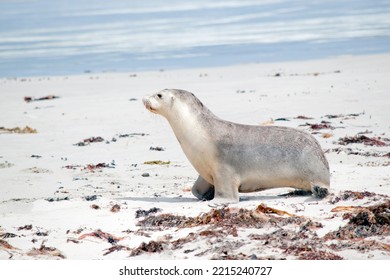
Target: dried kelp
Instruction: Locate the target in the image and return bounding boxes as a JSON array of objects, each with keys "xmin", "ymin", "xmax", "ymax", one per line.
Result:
[
  {"xmin": 138, "ymin": 205, "xmax": 304, "ymax": 231},
  {"xmin": 74, "ymin": 136, "xmax": 104, "ymax": 146},
  {"xmin": 256, "ymin": 204, "xmax": 294, "ymax": 216},
  {"xmin": 110, "ymin": 204, "xmax": 121, "ymax": 213},
  {"xmin": 24, "ymin": 95, "xmax": 59, "ymax": 102},
  {"xmin": 0, "ymin": 239, "xmax": 17, "ymax": 250},
  {"xmin": 104, "ymin": 245, "xmax": 132, "ymax": 256},
  {"xmin": 330, "ymin": 190, "xmax": 381, "ymax": 204},
  {"xmin": 17, "ymin": 224, "xmax": 33, "ymax": 231},
  {"xmin": 78, "ymin": 229, "xmax": 123, "ymax": 244},
  {"xmin": 338, "ymin": 135, "xmax": 389, "ymax": 146},
  {"xmin": 0, "ymin": 126, "xmax": 37, "ymax": 134},
  {"xmin": 130, "ymin": 240, "xmax": 166, "ymax": 256},
  {"xmin": 27, "ymin": 243, "xmax": 65, "ymax": 259},
  {"xmin": 325, "ymin": 201, "xmax": 390, "ymax": 240},
  {"xmin": 135, "ymin": 207, "xmax": 162, "ymax": 218},
  {"xmin": 82, "ymin": 162, "xmax": 115, "ymax": 172},
  {"xmin": 150, "ymin": 146, "xmax": 165, "ymax": 151},
  {"xmin": 144, "ymin": 160, "xmax": 171, "ymax": 165},
  {"xmin": 299, "ymin": 122, "xmax": 334, "ymax": 130}
]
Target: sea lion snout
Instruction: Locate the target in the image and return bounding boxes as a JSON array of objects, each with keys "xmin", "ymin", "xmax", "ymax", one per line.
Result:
[{"xmin": 142, "ymin": 96, "xmax": 154, "ymax": 112}]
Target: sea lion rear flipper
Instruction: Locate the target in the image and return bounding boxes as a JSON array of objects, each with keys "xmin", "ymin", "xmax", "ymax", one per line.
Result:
[{"xmin": 191, "ymin": 175, "xmax": 215, "ymax": 201}]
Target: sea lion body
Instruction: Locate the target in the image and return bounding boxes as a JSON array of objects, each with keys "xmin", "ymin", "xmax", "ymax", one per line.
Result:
[{"xmin": 143, "ymin": 89, "xmax": 330, "ymax": 203}]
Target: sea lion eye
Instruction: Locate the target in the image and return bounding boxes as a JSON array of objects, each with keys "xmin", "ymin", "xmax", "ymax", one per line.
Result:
[{"xmin": 157, "ymin": 94, "xmax": 163, "ymax": 99}]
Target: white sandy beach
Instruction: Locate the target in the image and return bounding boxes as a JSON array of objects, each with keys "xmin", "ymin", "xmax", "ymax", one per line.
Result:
[{"xmin": 0, "ymin": 54, "xmax": 389, "ymax": 260}]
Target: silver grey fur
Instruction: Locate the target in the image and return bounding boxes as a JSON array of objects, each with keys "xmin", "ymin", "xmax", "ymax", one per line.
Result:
[{"xmin": 143, "ymin": 89, "xmax": 330, "ymax": 203}]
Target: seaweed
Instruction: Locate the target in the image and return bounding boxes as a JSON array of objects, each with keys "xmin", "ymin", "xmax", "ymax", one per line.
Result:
[
  {"xmin": 0, "ymin": 126, "xmax": 37, "ymax": 134},
  {"xmin": 24, "ymin": 95, "xmax": 59, "ymax": 103},
  {"xmin": 27, "ymin": 243, "xmax": 65, "ymax": 259},
  {"xmin": 110, "ymin": 204, "xmax": 121, "ymax": 213},
  {"xmin": 78, "ymin": 229, "xmax": 123, "ymax": 244},
  {"xmin": 104, "ymin": 245, "xmax": 132, "ymax": 256},
  {"xmin": 337, "ymin": 135, "xmax": 389, "ymax": 146},
  {"xmin": 130, "ymin": 240, "xmax": 165, "ymax": 256},
  {"xmin": 74, "ymin": 136, "xmax": 104, "ymax": 146},
  {"xmin": 144, "ymin": 160, "xmax": 170, "ymax": 165},
  {"xmin": 135, "ymin": 207, "xmax": 162, "ymax": 218},
  {"xmin": 150, "ymin": 146, "xmax": 165, "ymax": 151},
  {"xmin": 325, "ymin": 201, "xmax": 390, "ymax": 240},
  {"xmin": 17, "ymin": 224, "xmax": 33, "ymax": 231},
  {"xmin": 0, "ymin": 239, "xmax": 16, "ymax": 250},
  {"xmin": 330, "ymin": 190, "xmax": 377, "ymax": 204}
]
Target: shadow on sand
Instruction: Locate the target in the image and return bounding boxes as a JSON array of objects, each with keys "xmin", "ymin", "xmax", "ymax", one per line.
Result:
[{"xmin": 119, "ymin": 191, "xmax": 317, "ymax": 204}]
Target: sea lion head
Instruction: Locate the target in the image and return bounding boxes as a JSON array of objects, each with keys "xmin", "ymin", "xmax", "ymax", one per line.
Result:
[{"xmin": 143, "ymin": 89, "xmax": 207, "ymax": 119}]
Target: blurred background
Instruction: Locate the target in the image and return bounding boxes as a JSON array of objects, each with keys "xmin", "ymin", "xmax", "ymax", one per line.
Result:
[{"xmin": 1, "ymin": 0, "xmax": 390, "ymax": 77}]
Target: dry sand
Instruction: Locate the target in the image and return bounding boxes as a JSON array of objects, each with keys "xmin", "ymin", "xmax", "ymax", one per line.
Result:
[{"xmin": 0, "ymin": 54, "xmax": 389, "ymax": 260}]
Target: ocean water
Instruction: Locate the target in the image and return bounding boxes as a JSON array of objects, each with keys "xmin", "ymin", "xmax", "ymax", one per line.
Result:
[{"xmin": 1, "ymin": 0, "xmax": 390, "ymax": 77}]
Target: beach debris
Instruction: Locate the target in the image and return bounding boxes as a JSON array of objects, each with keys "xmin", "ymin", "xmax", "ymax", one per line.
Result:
[
  {"xmin": 110, "ymin": 204, "xmax": 121, "ymax": 213},
  {"xmin": 327, "ymin": 147, "xmax": 390, "ymax": 158},
  {"xmin": 104, "ymin": 245, "xmax": 132, "ymax": 256},
  {"xmin": 0, "ymin": 239, "xmax": 17, "ymax": 250},
  {"xmin": 24, "ymin": 95, "xmax": 59, "ymax": 103},
  {"xmin": 130, "ymin": 240, "xmax": 165, "ymax": 256},
  {"xmin": 331, "ymin": 206, "xmax": 360, "ymax": 213},
  {"xmin": 45, "ymin": 197, "xmax": 69, "ymax": 202},
  {"xmin": 0, "ymin": 232, "xmax": 18, "ymax": 239},
  {"xmin": 328, "ymin": 239, "xmax": 390, "ymax": 254},
  {"xmin": 63, "ymin": 164, "xmax": 82, "ymax": 170},
  {"xmin": 126, "ymin": 199, "xmax": 390, "ymax": 259},
  {"xmin": 74, "ymin": 136, "xmax": 104, "ymax": 146},
  {"xmin": 90, "ymin": 204, "xmax": 100, "ymax": 210},
  {"xmin": 288, "ymin": 247, "xmax": 343, "ymax": 260},
  {"xmin": 309, "ymin": 123, "xmax": 334, "ymax": 130},
  {"xmin": 78, "ymin": 229, "xmax": 123, "ymax": 244},
  {"xmin": 300, "ymin": 122, "xmax": 334, "ymax": 130},
  {"xmin": 325, "ymin": 201, "xmax": 390, "ymax": 240},
  {"xmin": 324, "ymin": 112, "xmax": 364, "ymax": 119},
  {"xmin": 122, "ymin": 229, "xmax": 151, "ymax": 237},
  {"xmin": 118, "ymin": 133, "xmax": 148, "ymax": 138},
  {"xmin": 337, "ymin": 135, "xmax": 389, "ymax": 146},
  {"xmin": 66, "ymin": 238, "xmax": 80, "ymax": 244},
  {"xmin": 30, "ymin": 155, "xmax": 42, "ymax": 158},
  {"xmin": 0, "ymin": 126, "xmax": 37, "ymax": 134},
  {"xmin": 67, "ymin": 227, "xmax": 86, "ymax": 235},
  {"xmin": 322, "ymin": 133, "xmax": 333, "ymax": 138},
  {"xmin": 295, "ymin": 115, "xmax": 314, "ymax": 120},
  {"xmin": 330, "ymin": 191, "xmax": 377, "ymax": 204},
  {"xmin": 83, "ymin": 195, "xmax": 99, "ymax": 201},
  {"xmin": 81, "ymin": 162, "xmax": 115, "ymax": 172},
  {"xmin": 256, "ymin": 204, "xmax": 294, "ymax": 217},
  {"xmin": 27, "ymin": 242, "xmax": 65, "ymax": 259},
  {"xmin": 35, "ymin": 230, "xmax": 49, "ymax": 237},
  {"xmin": 137, "ymin": 204, "xmax": 300, "ymax": 230},
  {"xmin": 144, "ymin": 160, "xmax": 170, "ymax": 165},
  {"xmin": 274, "ymin": 117, "xmax": 290, "ymax": 121},
  {"xmin": 135, "ymin": 207, "xmax": 162, "ymax": 218},
  {"xmin": 150, "ymin": 146, "xmax": 165, "ymax": 151},
  {"xmin": 17, "ymin": 224, "xmax": 33, "ymax": 231},
  {"xmin": 138, "ymin": 213, "xmax": 187, "ymax": 229}
]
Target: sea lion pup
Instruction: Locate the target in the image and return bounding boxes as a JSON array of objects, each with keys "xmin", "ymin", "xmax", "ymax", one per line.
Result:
[{"xmin": 143, "ymin": 89, "xmax": 330, "ymax": 203}]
